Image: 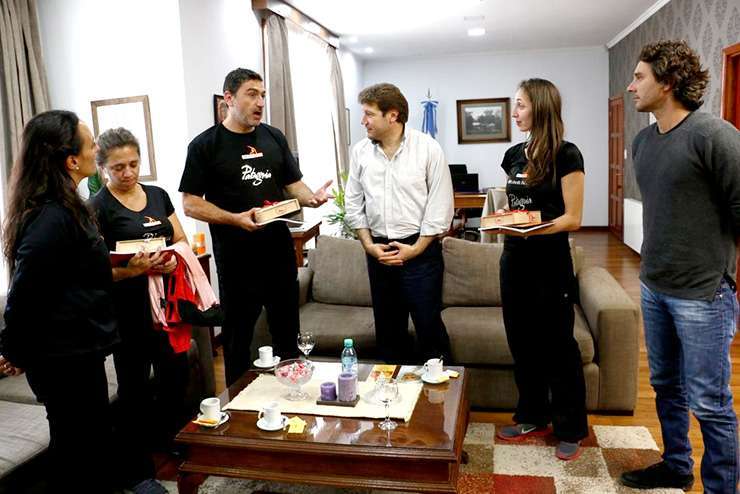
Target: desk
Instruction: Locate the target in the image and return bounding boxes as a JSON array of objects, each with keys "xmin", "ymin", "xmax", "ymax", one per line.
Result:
[
  {"xmin": 290, "ymin": 220, "xmax": 321, "ymax": 267},
  {"xmin": 453, "ymin": 192, "xmax": 486, "ymax": 209}
]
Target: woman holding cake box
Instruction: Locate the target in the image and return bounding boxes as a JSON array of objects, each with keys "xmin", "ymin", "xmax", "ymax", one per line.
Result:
[
  {"xmin": 89, "ymin": 127, "xmax": 189, "ymax": 493},
  {"xmin": 494, "ymin": 78, "xmax": 588, "ymax": 461}
]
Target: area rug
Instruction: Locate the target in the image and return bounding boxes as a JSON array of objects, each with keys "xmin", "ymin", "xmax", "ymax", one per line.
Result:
[{"xmin": 160, "ymin": 423, "xmax": 683, "ymax": 493}]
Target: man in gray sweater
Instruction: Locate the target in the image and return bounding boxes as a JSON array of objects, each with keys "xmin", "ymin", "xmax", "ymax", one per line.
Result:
[{"xmin": 620, "ymin": 40, "xmax": 740, "ymax": 493}]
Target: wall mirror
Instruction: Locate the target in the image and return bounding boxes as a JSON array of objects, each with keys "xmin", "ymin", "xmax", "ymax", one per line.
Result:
[{"xmin": 91, "ymin": 95, "xmax": 157, "ymax": 181}]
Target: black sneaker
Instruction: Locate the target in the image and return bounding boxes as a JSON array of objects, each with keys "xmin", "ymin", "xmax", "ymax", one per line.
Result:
[{"xmin": 620, "ymin": 461, "xmax": 694, "ymax": 490}]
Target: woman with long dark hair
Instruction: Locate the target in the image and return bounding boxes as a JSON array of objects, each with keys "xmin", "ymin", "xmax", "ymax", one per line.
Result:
[
  {"xmin": 495, "ymin": 79, "xmax": 588, "ymax": 460},
  {"xmin": 0, "ymin": 110, "xmax": 118, "ymax": 492}
]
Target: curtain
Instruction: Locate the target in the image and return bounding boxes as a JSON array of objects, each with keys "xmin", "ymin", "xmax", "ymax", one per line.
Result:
[
  {"xmin": 265, "ymin": 14, "xmax": 298, "ymax": 155},
  {"xmin": 0, "ymin": 0, "xmax": 50, "ymax": 184},
  {"xmin": 327, "ymin": 46, "xmax": 349, "ymax": 182}
]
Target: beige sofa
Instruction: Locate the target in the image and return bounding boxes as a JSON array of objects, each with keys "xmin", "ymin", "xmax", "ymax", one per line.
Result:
[{"xmin": 253, "ymin": 235, "xmax": 640, "ymax": 413}]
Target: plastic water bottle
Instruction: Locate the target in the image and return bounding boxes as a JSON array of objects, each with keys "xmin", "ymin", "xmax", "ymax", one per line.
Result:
[{"xmin": 341, "ymin": 338, "xmax": 358, "ymax": 375}]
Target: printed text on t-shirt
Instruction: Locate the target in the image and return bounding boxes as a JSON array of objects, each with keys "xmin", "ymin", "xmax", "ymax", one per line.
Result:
[{"xmin": 241, "ymin": 164, "xmax": 272, "ymax": 186}]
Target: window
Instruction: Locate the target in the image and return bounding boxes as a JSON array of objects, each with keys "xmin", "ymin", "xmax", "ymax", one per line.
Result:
[{"xmin": 286, "ymin": 21, "xmax": 338, "ymax": 229}]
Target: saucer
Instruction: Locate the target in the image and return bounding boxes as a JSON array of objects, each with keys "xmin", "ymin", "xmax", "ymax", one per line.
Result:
[
  {"xmin": 257, "ymin": 416, "xmax": 288, "ymax": 431},
  {"xmin": 194, "ymin": 411, "xmax": 229, "ymax": 428},
  {"xmin": 253, "ymin": 356, "xmax": 281, "ymax": 369},
  {"xmin": 421, "ymin": 372, "xmax": 450, "ymax": 384}
]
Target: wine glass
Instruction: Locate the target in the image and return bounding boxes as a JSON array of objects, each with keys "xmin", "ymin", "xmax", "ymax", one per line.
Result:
[
  {"xmin": 297, "ymin": 332, "xmax": 315, "ymax": 359},
  {"xmin": 377, "ymin": 378, "xmax": 399, "ymax": 431}
]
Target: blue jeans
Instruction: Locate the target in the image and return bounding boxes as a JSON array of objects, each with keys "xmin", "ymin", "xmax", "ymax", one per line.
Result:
[{"xmin": 641, "ymin": 279, "xmax": 739, "ymax": 493}]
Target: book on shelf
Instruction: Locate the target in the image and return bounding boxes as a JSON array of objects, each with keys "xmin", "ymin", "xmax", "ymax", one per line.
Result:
[
  {"xmin": 480, "ymin": 210, "xmax": 542, "ymax": 229},
  {"xmin": 110, "ymin": 238, "xmax": 174, "ymax": 267},
  {"xmin": 254, "ymin": 198, "xmax": 301, "ymax": 225}
]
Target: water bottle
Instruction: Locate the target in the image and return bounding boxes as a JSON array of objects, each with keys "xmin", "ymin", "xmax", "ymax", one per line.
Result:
[{"xmin": 341, "ymin": 338, "xmax": 358, "ymax": 375}]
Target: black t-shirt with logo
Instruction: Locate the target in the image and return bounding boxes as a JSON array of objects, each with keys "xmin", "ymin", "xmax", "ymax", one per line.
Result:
[
  {"xmin": 89, "ymin": 184, "xmax": 176, "ymax": 336},
  {"xmin": 179, "ymin": 123, "xmax": 302, "ymax": 243},
  {"xmin": 501, "ymin": 141, "xmax": 584, "ymax": 249}
]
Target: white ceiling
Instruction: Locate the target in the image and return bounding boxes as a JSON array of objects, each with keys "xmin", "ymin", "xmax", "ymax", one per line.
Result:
[{"xmin": 286, "ymin": 0, "xmax": 663, "ymax": 60}]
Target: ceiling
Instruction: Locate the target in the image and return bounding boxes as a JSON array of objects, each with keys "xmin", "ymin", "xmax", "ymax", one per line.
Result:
[{"xmin": 286, "ymin": 0, "xmax": 663, "ymax": 60}]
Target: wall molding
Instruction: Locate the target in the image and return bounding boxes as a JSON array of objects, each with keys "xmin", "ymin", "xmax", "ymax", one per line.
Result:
[{"xmin": 606, "ymin": 0, "xmax": 671, "ymax": 49}]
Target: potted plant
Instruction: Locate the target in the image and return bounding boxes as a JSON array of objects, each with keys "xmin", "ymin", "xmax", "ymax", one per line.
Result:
[{"xmin": 325, "ymin": 172, "xmax": 356, "ymax": 239}]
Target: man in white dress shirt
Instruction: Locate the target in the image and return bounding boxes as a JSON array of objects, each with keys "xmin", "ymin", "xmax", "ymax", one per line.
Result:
[{"xmin": 345, "ymin": 83, "xmax": 454, "ymax": 364}]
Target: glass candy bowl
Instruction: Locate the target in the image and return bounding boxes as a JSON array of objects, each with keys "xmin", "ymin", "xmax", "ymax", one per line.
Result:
[{"xmin": 274, "ymin": 358, "xmax": 314, "ymax": 401}]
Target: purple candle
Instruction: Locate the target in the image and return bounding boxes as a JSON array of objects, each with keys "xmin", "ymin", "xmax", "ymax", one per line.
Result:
[
  {"xmin": 337, "ymin": 373, "xmax": 357, "ymax": 402},
  {"xmin": 320, "ymin": 382, "xmax": 337, "ymax": 401}
]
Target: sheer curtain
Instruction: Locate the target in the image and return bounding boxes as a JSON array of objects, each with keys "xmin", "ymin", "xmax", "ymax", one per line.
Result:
[{"xmin": 285, "ymin": 21, "xmax": 339, "ymax": 230}]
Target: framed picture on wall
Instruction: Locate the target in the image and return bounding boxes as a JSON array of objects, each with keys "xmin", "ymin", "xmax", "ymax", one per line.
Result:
[
  {"xmin": 91, "ymin": 95, "xmax": 157, "ymax": 181},
  {"xmin": 213, "ymin": 94, "xmax": 228, "ymax": 125},
  {"xmin": 456, "ymin": 98, "xmax": 511, "ymax": 144}
]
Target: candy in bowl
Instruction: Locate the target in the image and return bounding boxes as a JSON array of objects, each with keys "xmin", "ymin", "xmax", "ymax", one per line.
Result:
[{"xmin": 274, "ymin": 358, "xmax": 314, "ymax": 401}]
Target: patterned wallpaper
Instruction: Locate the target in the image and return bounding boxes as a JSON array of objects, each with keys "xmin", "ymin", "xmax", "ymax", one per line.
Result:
[{"xmin": 609, "ymin": 0, "xmax": 740, "ymax": 200}]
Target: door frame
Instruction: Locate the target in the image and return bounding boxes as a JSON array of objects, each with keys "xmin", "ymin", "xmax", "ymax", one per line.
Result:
[{"xmin": 721, "ymin": 42, "xmax": 740, "ymax": 126}]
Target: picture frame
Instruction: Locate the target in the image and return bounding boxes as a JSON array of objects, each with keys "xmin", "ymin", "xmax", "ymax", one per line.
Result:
[
  {"xmin": 91, "ymin": 95, "xmax": 157, "ymax": 181},
  {"xmin": 214, "ymin": 94, "xmax": 228, "ymax": 125},
  {"xmin": 456, "ymin": 98, "xmax": 511, "ymax": 144}
]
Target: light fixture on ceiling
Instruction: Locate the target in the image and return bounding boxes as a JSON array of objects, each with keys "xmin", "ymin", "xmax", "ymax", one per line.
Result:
[
  {"xmin": 467, "ymin": 27, "xmax": 485, "ymax": 37},
  {"xmin": 363, "ymin": 47, "xmax": 374, "ymax": 54}
]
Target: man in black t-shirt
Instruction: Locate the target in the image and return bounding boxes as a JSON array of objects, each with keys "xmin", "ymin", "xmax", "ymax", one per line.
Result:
[{"xmin": 179, "ymin": 68, "xmax": 332, "ymax": 386}]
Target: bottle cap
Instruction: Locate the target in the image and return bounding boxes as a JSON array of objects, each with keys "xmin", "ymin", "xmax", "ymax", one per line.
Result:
[{"xmin": 343, "ymin": 338, "xmax": 353, "ymax": 348}]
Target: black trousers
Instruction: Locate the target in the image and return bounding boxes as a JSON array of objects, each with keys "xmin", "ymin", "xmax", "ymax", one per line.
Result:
[
  {"xmin": 366, "ymin": 235, "xmax": 451, "ymax": 364},
  {"xmin": 111, "ymin": 326, "xmax": 189, "ymax": 485},
  {"xmin": 25, "ymin": 352, "xmax": 115, "ymax": 493},
  {"xmin": 214, "ymin": 224, "xmax": 300, "ymax": 386},
  {"xmin": 499, "ymin": 239, "xmax": 588, "ymax": 442}
]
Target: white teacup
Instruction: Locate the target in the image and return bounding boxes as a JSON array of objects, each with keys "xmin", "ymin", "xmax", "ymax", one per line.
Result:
[
  {"xmin": 200, "ymin": 397, "xmax": 221, "ymax": 422},
  {"xmin": 258, "ymin": 346, "xmax": 274, "ymax": 366},
  {"xmin": 424, "ymin": 358, "xmax": 444, "ymax": 380},
  {"xmin": 258, "ymin": 401, "xmax": 283, "ymax": 428}
]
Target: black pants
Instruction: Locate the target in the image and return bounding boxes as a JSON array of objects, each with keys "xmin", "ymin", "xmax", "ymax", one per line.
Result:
[
  {"xmin": 25, "ymin": 352, "xmax": 115, "ymax": 493},
  {"xmin": 367, "ymin": 235, "xmax": 451, "ymax": 364},
  {"xmin": 111, "ymin": 326, "xmax": 189, "ymax": 485},
  {"xmin": 499, "ymin": 239, "xmax": 588, "ymax": 442},
  {"xmin": 214, "ymin": 224, "xmax": 300, "ymax": 386}
]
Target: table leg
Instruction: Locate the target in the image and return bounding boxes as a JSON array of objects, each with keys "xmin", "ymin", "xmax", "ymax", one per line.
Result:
[{"xmin": 177, "ymin": 472, "xmax": 207, "ymax": 494}]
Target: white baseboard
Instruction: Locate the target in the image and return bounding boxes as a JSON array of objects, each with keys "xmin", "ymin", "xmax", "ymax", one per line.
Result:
[{"xmin": 623, "ymin": 198, "xmax": 643, "ymax": 254}]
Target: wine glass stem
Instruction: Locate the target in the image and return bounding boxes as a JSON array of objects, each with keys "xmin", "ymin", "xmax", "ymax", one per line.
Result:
[{"xmin": 385, "ymin": 401, "xmax": 390, "ymax": 423}]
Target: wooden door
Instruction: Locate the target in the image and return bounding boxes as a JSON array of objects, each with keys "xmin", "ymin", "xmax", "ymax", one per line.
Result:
[
  {"xmin": 608, "ymin": 96, "xmax": 624, "ymax": 240},
  {"xmin": 721, "ymin": 42, "xmax": 740, "ymax": 295}
]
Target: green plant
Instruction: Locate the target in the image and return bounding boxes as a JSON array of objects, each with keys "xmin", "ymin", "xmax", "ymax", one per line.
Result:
[{"xmin": 325, "ymin": 172, "xmax": 356, "ymax": 239}]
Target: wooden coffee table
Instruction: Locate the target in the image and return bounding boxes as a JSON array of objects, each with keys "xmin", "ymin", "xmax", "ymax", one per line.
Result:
[{"xmin": 176, "ymin": 364, "xmax": 469, "ymax": 493}]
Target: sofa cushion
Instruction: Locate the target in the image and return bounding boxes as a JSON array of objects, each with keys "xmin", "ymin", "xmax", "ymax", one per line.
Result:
[
  {"xmin": 442, "ymin": 238, "xmax": 503, "ymax": 306},
  {"xmin": 309, "ymin": 236, "xmax": 372, "ymax": 307},
  {"xmin": 442, "ymin": 306, "xmax": 594, "ymax": 365},
  {"xmin": 0, "ymin": 357, "xmax": 118, "ymax": 405},
  {"xmin": 0, "ymin": 401, "xmax": 49, "ymax": 478},
  {"xmin": 299, "ymin": 303, "xmax": 377, "ymax": 355}
]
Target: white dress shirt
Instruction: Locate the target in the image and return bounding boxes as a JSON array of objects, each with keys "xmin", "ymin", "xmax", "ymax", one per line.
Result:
[{"xmin": 345, "ymin": 127, "xmax": 454, "ymax": 239}]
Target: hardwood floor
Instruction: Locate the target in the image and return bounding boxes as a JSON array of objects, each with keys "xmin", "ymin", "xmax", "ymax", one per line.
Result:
[{"xmin": 206, "ymin": 230, "xmax": 738, "ymax": 493}]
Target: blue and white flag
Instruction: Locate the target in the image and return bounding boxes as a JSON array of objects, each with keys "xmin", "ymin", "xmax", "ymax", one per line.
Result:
[{"xmin": 421, "ymin": 98, "xmax": 439, "ymax": 139}]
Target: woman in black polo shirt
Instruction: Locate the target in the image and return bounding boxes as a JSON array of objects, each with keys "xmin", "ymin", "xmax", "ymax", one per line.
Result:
[
  {"xmin": 0, "ymin": 110, "xmax": 117, "ymax": 492},
  {"xmin": 495, "ymin": 79, "xmax": 588, "ymax": 461}
]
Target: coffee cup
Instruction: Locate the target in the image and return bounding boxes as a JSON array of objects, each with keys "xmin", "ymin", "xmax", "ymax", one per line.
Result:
[
  {"xmin": 258, "ymin": 401, "xmax": 283, "ymax": 428},
  {"xmin": 424, "ymin": 358, "xmax": 444, "ymax": 379},
  {"xmin": 258, "ymin": 346, "xmax": 274, "ymax": 366},
  {"xmin": 200, "ymin": 397, "xmax": 221, "ymax": 422}
]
